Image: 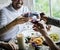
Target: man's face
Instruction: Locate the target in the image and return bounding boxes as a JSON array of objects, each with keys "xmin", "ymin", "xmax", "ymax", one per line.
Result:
[{"xmin": 12, "ymin": 0, "xmax": 23, "ymax": 9}]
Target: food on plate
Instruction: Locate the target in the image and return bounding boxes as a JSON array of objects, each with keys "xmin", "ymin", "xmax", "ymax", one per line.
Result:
[
  {"xmin": 33, "ymin": 38, "xmax": 43, "ymax": 45},
  {"xmin": 30, "ymin": 37, "xmax": 43, "ymax": 46},
  {"xmin": 49, "ymin": 33, "xmax": 60, "ymax": 42}
]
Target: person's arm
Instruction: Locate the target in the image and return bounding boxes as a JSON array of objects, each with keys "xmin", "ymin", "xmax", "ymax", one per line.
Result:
[
  {"xmin": 46, "ymin": 17, "xmax": 60, "ymax": 27},
  {"xmin": 40, "ymin": 29, "xmax": 60, "ymax": 50},
  {"xmin": 0, "ymin": 17, "xmax": 28, "ymax": 35},
  {"xmin": 33, "ymin": 21, "xmax": 60, "ymax": 50},
  {"xmin": 0, "ymin": 41, "xmax": 16, "ymax": 50},
  {"xmin": 40, "ymin": 12, "xmax": 60, "ymax": 27}
]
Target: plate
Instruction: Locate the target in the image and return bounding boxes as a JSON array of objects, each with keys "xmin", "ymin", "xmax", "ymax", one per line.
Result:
[
  {"xmin": 48, "ymin": 33, "xmax": 60, "ymax": 43},
  {"xmin": 55, "ymin": 40, "xmax": 60, "ymax": 43}
]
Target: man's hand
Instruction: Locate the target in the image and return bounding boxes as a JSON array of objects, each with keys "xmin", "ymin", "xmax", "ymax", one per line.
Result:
[
  {"xmin": 16, "ymin": 16, "xmax": 29, "ymax": 24},
  {"xmin": 40, "ymin": 12, "xmax": 48, "ymax": 23},
  {"xmin": 0, "ymin": 42, "xmax": 15, "ymax": 50},
  {"xmin": 32, "ymin": 20, "xmax": 48, "ymax": 36}
]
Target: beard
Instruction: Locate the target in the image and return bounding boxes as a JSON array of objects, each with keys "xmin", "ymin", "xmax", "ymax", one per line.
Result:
[
  {"xmin": 16, "ymin": 4, "xmax": 22, "ymax": 8},
  {"xmin": 12, "ymin": 2, "xmax": 23, "ymax": 10}
]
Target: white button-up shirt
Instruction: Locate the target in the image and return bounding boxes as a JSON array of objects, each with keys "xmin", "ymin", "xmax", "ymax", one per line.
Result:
[{"xmin": 0, "ymin": 4, "xmax": 29, "ymax": 41}]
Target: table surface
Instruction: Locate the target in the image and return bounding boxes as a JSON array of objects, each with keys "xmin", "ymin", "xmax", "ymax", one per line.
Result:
[
  {"xmin": 0, "ymin": 38, "xmax": 60, "ymax": 50},
  {"xmin": 8, "ymin": 39, "xmax": 60, "ymax": 50}
]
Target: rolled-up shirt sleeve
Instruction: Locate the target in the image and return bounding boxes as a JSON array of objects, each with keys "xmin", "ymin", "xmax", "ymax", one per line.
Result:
[
  {"xmin": 0, "ymin": 10, "xmax": 7, "ymax": 28},
  {"xmin": 46, "ymin": 17, "xmax": 60, "ymax": 27}
]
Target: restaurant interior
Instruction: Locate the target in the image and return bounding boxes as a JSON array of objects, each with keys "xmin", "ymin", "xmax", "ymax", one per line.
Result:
[{"xmin": 0, "ymin": 0, "xmax": 60, "ymax": 50}]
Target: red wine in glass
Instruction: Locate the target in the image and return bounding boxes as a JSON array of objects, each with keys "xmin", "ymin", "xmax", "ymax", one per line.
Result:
[{"xmin": 31, "ymin": 19, "xmax": 39, "ymax": 24}]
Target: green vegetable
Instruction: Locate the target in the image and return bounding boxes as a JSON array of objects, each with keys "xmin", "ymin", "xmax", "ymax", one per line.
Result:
[{"xmin": 49, "ymin": 33, "xmax": 60, "ymax": 42}]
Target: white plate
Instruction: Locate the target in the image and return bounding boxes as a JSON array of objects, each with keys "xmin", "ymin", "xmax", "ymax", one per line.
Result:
[{"xmin": 55, "ymin": 40, "xmax": 60, "ymax": 43}]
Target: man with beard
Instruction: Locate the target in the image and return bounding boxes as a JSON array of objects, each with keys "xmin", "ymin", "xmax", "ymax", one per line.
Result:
[
  {"xmin": 0, "ymin": 0, "xmax": 29, "ymax": 42},
  {"xmin": 0, "ymin": 0, "xmax": 29, "ymax": 49}
]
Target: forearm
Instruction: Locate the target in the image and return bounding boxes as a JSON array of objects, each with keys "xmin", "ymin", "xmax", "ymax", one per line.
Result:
[
  {"xmin": 46, "ymin": 17, "xmax": 60, "ymax": 27},
  {"xmin": 44, "ymin": 35, "xmax": 59, "ymax": 50},
  {"xmin": 41, "ymin": 31, "xmax": 60, "ymax": 50},
  {"xmin": 0, "ymin": 42, "xmax": 15, "ymax": 50},
  {"xmin": 0, "ymin": 17, "xmax": 28, "ymax": 35}
]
